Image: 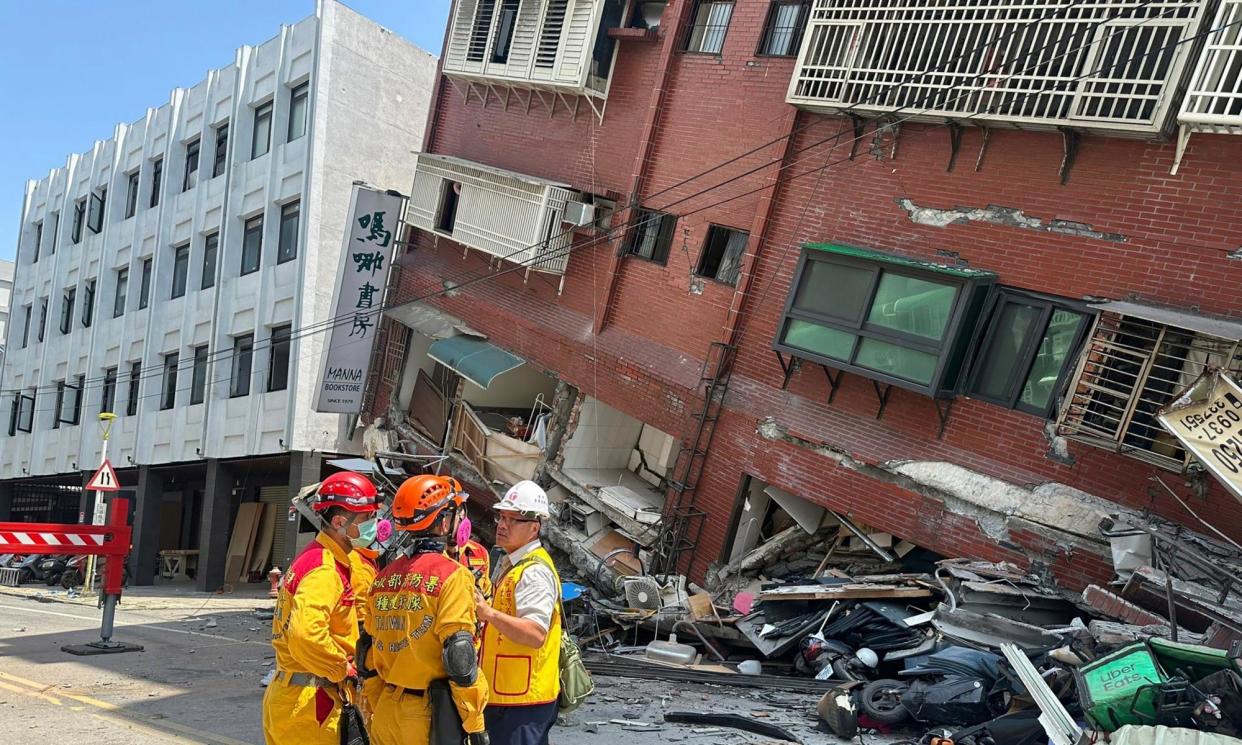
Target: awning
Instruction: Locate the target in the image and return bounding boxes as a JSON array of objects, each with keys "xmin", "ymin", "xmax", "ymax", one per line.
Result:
[
  {"xmin": 427, "ymin": 335, "xmax": 524, "ymax": 389},
  {"xmin": 1089, "ymin": 300, "xmax": 1242, "ymax": 341},
  {"xmin": 383, "ymin": 302, "xmax": 481, "ymax": 341}
]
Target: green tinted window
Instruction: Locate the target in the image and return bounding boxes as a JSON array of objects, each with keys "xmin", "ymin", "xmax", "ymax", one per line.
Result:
[
  {"xmin": 855, "ymin": 338, "xmax": 938, "ymax": 384},
  {"xmin": 974, "ymin": 302, "xmax": 1042, "ymax": 400},
  {"xmin": 867, "ymin": 274, "xmax": 957, "ymax": 340},
  {"xmin": 783, "ymin": 320, "xmax": 855, "ymax": 361},
  {"xmin": 1019, "ymin": 308, "xmax": 1085, "ymax": 410},
  {"xmin": 793, "ymin": 260, "xmax": 873, "ymax": 322}
]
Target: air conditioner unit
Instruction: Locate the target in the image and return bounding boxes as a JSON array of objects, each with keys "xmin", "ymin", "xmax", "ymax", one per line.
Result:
[{"xmin": 562, "ymin": 200, "xmax": 596, "ymax": 227}]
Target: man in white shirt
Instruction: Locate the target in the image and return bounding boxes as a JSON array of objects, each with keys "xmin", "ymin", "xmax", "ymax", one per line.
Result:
[{"xmin": 475, "ymin": 481, "xmax": 562, "ymax": 745}]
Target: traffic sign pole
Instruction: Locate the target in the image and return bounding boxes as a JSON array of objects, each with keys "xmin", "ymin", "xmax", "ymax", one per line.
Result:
[{"xmin": 85, "ymin": 413, "xmax": 119, "ymax": 593}]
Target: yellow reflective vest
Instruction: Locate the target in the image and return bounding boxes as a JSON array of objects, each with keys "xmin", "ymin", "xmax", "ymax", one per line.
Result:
[{"xmin": 480, "ymin": 547, "xmax": 562, "ymax": 706}]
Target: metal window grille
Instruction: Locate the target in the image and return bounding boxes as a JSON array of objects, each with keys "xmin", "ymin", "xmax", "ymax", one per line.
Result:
[
  {"xmin": 468, "ymin": 0, "xmax": 498, "ymax": 61},
  {"xmin": 1179, "ymin": 0, "xmax": 1242, "ymax": 132},
  {"xmin": 761, "ymin": 1, "xmax": 809, "ymax": 56},
  {"xmin": 788, "ymin": 0, "xmax": 1210, "ymax": 135},
  {"xmin": 1057, "ymin": 312, "xmax": 1242, "ymax": 471},
  {"xmin": 687, "ymin": 1, "xmax": 735, "ymax": 54},
  {"xmin": 536, "ymin": 0, "xmax": 569, "ymax": 68},
  {"xmin": 382, "ymin": 322, "xmax": 411, "ymax": 386}
]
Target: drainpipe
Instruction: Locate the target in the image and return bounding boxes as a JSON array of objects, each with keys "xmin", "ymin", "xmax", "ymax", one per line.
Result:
[{"xmin": 593, "ymin": 0, "xmax": 689, "ymax": 335}]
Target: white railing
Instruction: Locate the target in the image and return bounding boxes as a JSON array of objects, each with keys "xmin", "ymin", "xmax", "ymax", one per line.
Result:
[
  {"xmin": 786, "ymin": 0, "xmax": 1213, "ymax": 136},
  {"xmin": 1179, "ymin": 0, "xmax": 1242, "ymax": 132},
  {"xmin": 444, "ymin": 0, "xmax": 613, "ymax": 97},
  {"xmin": 406, "ymin": 153, "xmax": 577, "ymax": 276}
]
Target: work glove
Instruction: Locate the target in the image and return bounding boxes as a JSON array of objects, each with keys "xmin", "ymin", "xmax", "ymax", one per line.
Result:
[{"xmin": 465, "ymin": 732, "xmax": 490, "ymax": 745}]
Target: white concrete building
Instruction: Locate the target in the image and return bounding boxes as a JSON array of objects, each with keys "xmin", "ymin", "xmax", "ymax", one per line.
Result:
[
  {"xmin": 0, "ymin": 0, "xmax": 435, "ymax": 589},
  {"xmin": 0, "ymin": 260, "xmax": 13, "ymax": 367}
]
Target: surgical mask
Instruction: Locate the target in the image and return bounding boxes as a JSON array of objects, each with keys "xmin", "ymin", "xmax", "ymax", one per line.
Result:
[
  {"xmin": 351, "ymin": 518, "xmax": 379, "ymax": 549},
  {"xmin": 455, "ymin": 516, "xmax": 473, "ymax": 549}
]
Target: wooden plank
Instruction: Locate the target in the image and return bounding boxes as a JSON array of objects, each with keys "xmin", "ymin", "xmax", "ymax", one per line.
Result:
[
  {"xmin": 223, "ymin": 503, "xmax": 263, "ymax": 585},
  {"xmin": 248, "ymin": 504, "xmax": 278, "ymax": 574},
  {"xmin": 758, "ymin": 584, "xmax": 931, "ymax": 601}
]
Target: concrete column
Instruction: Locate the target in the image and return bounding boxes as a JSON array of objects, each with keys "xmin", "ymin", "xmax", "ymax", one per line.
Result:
[
  {"xmin": 197, "ymin": 459, "xmax": 234, "ymax": 592},
  {"xmin": 78, "ymin": 471, "xmax": 93, "ymax": 523},
  {"xmin": 130, "ymin": 466, "xmax": 164, "ymax": 586},
  {"xmin": 281, "ymin": 451, "xmax": 322, "ymax": 570},
  {"xmin": 0, "ymin": 481, "xmax": 13, "ymax": 522}
]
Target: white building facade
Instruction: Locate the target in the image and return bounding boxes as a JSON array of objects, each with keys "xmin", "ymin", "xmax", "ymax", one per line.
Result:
[{"xmin": 0, "ymin": 0, "xmax": 435, "ymax": 589}]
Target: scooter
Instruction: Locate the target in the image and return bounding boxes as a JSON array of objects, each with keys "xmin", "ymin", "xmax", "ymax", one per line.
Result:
[{"xmin": 38, "ymin": 555, "xmax": 71, "ymax": 586}]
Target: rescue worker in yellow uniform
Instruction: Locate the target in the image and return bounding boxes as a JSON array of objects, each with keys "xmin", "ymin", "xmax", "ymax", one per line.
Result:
[
  {"xmin": 365, "ymin": 474, "xmax": 490, "ymax": 745},
  {"xmin": 262, "ymin": 470, "xmax": 380, "ymax": 745},
  {"xmin": 349, "ymin": 519, "xmax": 388, "ymax": 723},
  {"xmin": 476, "ymin": 480, "xmax": 562, "ymax": 745},
  {"xmin": 445, "ymin": 478, "xmax": 492, "ymax": 600}
]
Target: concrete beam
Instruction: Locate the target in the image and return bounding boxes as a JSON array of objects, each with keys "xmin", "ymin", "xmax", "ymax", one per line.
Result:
[
  {"xmin": 130, "ymin": 466, "xmax": 164, "ymax": 586},
  {"xmin": 197, "ymin": 459, "xmax": 234, "ymax": 592}
]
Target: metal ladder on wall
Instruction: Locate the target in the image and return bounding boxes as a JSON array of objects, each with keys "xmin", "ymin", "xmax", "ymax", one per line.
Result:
[
  {"xmin": 361, "ymin": 259, "xmax": 406, "ymax": 416},
  {"xmin": 653, "ymin": 340, "xmax": 737, "ymax": 577}
]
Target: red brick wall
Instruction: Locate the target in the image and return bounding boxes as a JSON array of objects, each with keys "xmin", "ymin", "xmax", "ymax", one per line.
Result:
[{"xmin": 380, "ymin": 0, "xmax": 1242, "ymax": 587}]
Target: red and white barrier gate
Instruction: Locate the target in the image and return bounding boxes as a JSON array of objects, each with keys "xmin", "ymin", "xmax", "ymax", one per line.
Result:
[{"xmin": 0, "ymin": 497, "xmax": 142, "ymax": 655}]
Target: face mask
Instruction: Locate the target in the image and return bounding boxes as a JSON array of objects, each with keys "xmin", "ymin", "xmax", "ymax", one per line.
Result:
[
  {"xmin": 350, "ymin": 518, "xmax": 378, "ymax": 549},
  {"xmin": 455, "ymin": 517, "xmax": 473, "ymax": 549}
]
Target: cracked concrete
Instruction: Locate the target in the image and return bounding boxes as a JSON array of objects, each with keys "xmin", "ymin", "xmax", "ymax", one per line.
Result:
[{"xmin": 896, "ymin": 198, "xmax": 1128, "ymax": 243}]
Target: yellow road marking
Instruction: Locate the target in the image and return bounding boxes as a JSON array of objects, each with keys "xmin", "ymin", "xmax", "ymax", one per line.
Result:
[{"xmin": 0, "ymin": 671, "xmax": 255, "ymax": 745}]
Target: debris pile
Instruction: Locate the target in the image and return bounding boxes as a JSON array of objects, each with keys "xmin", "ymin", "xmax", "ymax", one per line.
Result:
[{"xmin": 570, "ymin": 511, "xmax": 1242, "ymax": 744}]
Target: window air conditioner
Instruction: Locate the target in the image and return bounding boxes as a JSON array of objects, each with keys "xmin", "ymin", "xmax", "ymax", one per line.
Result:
[{"xmin": 562, "ymin": 200, "xmax": 596, "ymax": 227}]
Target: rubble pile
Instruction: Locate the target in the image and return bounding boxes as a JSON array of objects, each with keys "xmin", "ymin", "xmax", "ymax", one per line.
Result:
[{"xmin": 567, "ymin": 512, "xmax": 1242, "ymax": 744}]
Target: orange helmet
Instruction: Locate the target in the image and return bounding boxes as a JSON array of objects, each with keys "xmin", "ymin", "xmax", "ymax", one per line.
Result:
[
  {"xmin": 392, "ymin": 475, "xmax": 457, "ymax": 532},
  {"xmin": 445, "ymin": 477, "xmax": 468, "ymax": 507}
]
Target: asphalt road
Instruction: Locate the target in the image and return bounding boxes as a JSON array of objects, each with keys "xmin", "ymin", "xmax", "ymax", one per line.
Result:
[{"xmin": 0, "ymin": 591, "xmax": 887, "ymax": 744}]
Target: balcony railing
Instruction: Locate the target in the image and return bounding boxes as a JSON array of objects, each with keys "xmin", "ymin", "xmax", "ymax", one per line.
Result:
[
  {"xmin": 786, "ymin": 0, "xmax": 1214, "ymax": 136},
  {"xmin": 406, "ymin": 153, "xmax": 579, "ymax": 279},
  {"xmin": 1173, "ymin": 0, "xmax": 1242, "ymax": 170},
  {"xmin": 443, "ymin": 0, "xmax": 626, "ymax": 116}
]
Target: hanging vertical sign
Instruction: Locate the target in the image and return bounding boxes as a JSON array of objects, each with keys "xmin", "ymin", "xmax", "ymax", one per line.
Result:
[
  {"xmin": 1158, "ymin": 369, "xmax": 1242, "ymax": 505},
  {"xmin": 314, "ymin": 185, "xmax": 404, "ymax": 413}
]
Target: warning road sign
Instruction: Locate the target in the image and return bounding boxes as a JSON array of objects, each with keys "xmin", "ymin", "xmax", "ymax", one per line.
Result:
[{"xmin": 86, "ymin": 460, "xmax": 120, "ymax": 492}]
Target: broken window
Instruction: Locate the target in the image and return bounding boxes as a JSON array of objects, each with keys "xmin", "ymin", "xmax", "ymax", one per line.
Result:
[
  {"xmin": 695, "ymin": 225, "xmax": 748, "ymax": 285},
  {"xmin": 1057, "ymin": 309, "xmax": 1242, "ymax": 471},
  {"xmin": 626, "ymin": 209, "xmax": 676, "ymax": 264},
  {"xmin": 775, "ymin": 244, "xmax": 995, "ymax": 396},
  {"xmin": 967, "ymin": 290, "xmax": 1092, "ymax": 418}
]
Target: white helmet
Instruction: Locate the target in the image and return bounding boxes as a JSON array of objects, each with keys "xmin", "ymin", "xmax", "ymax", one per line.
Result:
[{"xmin": 495, "ymin": 480, "xmax": 550, "ymax": 519}]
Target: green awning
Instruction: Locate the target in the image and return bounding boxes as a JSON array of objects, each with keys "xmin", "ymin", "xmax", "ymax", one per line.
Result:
[
  {"xmin": 427, "ymin": 335, "xmax": 524, "ymax": 389},
  {"xmin": 804, "ymin": 242, "xmax": 997, "ymax": 279}
]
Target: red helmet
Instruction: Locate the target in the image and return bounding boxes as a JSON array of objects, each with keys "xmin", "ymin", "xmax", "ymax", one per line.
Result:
[{"xmin": 314, "ymin": 471, "xmax": 379, "ymax": 513}]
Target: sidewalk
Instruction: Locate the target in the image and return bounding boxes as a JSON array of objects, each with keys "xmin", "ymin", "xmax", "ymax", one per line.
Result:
[{"xmin": 0, "ymin": 578, "xmax": 275, "ymax": 612}]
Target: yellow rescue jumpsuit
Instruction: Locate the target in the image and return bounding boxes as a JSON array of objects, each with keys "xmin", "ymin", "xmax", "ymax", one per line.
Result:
[
  {"xmin": 365, "ymin": 548, "xmax": 489, "ymax": 745},
  {"xmin": 262, "ymin": 533, "xmax": 359, "ymax": 745},
  {"xmin": 349, "ymin": 549, "xmax": 385, "ymax": 721}
]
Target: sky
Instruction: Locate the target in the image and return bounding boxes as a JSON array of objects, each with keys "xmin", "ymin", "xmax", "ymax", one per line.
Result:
[{"xmin": 0, "ymin": 0, "xmax": 451, "ymax": 261}]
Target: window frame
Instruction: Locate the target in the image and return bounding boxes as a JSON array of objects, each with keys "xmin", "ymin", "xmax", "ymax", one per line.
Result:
[
  {"xmin": 170, "ymin": 243, "xmax": 190, "ymax": 299},
  {"xmin": 267, "ymin": 324, "xmax": 292, "ymax": 392},
  {"xmin": 288, "ymin": 82, "xmax": 309, "ymax": 142},
  {"xmin": 48, "ymin": 212, "xmax": 58, "ymax": 255},
  {"xmin": 212, "ymin": 122, "xmax": 229, "ymax": 178},
  {"xmin": 230, "ymin": 333, "xmax": 254, "ymax": 398},
  {"xmin": 964, "ymin": 289, "xmax": 1094, "ymax": 418},
  {"xmin": 32, "ymin": 221, "xmax": 42, "ymax": 263},
  {"xmin": 87, "ymin": 188, "xmax": 106, "ymax": 234},
  {"xmin": 695, "ymin": 224, "xmax": 749, "ymax": 285},
  {"xmin": 161, "ymin": 352, "xmax": 179, "ymax": 410},
  {"xmin": 150, "ymin": 157, "xmax": 163, "ymax": 208},
  {"xmin": 241, "ymin": 215, "xmax": 263, "ymax": 275},
  {"xmin": 773, "ymin": 245, "xmax": 996, "ymax": 397},
  {"xmin": 756, "ymin": 0, "xmax": 809, "ymax": 57},
  {"xmin": 182, "ymin": 137, "xmax": 200, "ymax": 192},
  {"xmin": 71, "ymin": 199, "xmax": 86, "ymax": 243},
  {"xmin": 101, "ymin": 367, "xmax": 118, "ymax": 415},
  {"xmin": 125, "ymin": 170, "xmax": 140, "ymax": 219},
  {"xmin": 277, "ymin": 201, "xmax": 300, "ymax": 264},
  {"xmin": 190, "ymin": 345, "xmax": 209, "ymax": 405},
  {"xmin": 252, "ymin": 101, "xmax": 273, "ymax": 159},
  {"xmin": 113, "ymin": 268, "xmax": 128, "ymax": 318},
  {"xmin": 625, "ymin": 208, "xmax": 677, "ymax": 265},
  {"xmin": 126, "ymin": 361, "xmax": 141, "ymax": 417},
  {"xmin": 138, "ymin": 257, "xmax": 153, "ymax": 310},
  {"xmin": 202, "ymin": 231, "xmax": 219, "ymax": 289},
  {"xmin": 82, "ymin": 279, "xmax": 95, "ymax": 328},
  {"xmin": 20, "ymin": 304, "xmax": 31, "ymax": 348},
  {"xmin": 37, "ymin": 297, "xmax": 47, "ymax": 343},
  {"xmin": 16, "ymin": 390, "xmax": 35, "ymax": 434},
  {"xmin": 59, "ymin": 287, "xmax": 76, "ymax": 335},
  {"xmin": 684, "ymin": 0, "xmax": 736, "ymax": 55},
  {"xmin": 490, "ymin": 0, "xmax": 521, "ymax": 63}
]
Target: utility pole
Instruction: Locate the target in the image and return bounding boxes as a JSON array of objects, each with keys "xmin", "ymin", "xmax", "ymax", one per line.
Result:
[{"xmin": 85, "ymin": 412, "xmax": 118, "ymax": 593}]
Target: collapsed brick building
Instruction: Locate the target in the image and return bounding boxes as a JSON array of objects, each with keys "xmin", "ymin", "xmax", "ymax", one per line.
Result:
[{"xmin": 365, "ymin": 0, "xmax": 1242, "ymax": 591}]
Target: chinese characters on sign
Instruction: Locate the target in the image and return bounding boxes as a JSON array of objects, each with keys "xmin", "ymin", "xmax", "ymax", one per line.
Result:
[
  {"xmin": 1158, "ymin": 370, "xmax": 1242, "ymax": 506},
  {"xmin": 314, "ymin": 186, "xmax": 404, "ymax": 413}
]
